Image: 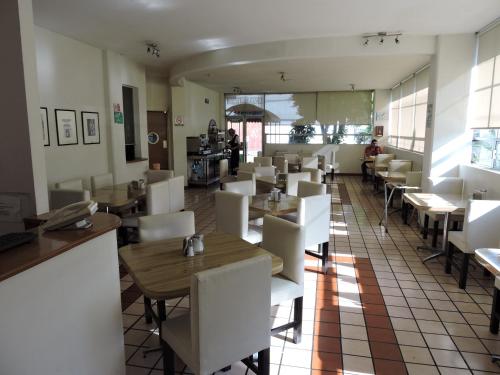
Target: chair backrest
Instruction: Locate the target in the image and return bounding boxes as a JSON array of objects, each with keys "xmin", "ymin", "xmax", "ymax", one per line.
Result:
[
  {"xmin": 463, "ymin": 199, "xmax": 500, "ymax": 249},
  {"xmin": 272, "ymin": 156, "xmax": 288, "ymax": 174},
  {"xmin": 254, "ymin": 166, "xmax": 276, "ymax": 178},
  {"xmin": 219, "ymin": 159, "xmax": 229, "ymax": 179},
  {"xmin": 90, "ymin": 173, "xmax": 113, "ymax": 192},
  {"xmin": 426, "ymin": 177, "xmax": 464, "ymax": 195},
  {"xmin": 49, "ymin": 189, "xmax": 91, "ymax": 209},
  {"xmin": 405, "ymin": 171, "xmax": 422, "ymax": 187},
  {"xmin": 224, "ymin": 180, "xmax": 254, "ymax": 196},
  {"xmin": 284, "ymin": 153, "xmax": 299, "ymax": 164},
  {"xmin": 286, "ymin": 172, "xmax": 311, "ymax": 196},
  {"xmin": 301, "ymin": 156, "xmax": 318, "ymax": 169},
  {"xmin": 254, "ymin": 156, "xmax": 272, "ymax": 167},
  {"xmin": 138, "ymin": 211, "xmax": 195, "ymax": 242},
  {"xmin": 297, "ymin": 194, "xmax": 331, "ymax": 248},
  {"xmin": 190, "ymin": 255, "xmax": 271, "ymax": 374},
  {"xmin": 147, "ymin": 180, "xmax": 170, "ymax": 215},
  {"xmin": 297, "ymin": 181, "xmax": 327, "ymax": 197},
  {"xmin": 238, "ymin": 162, "xmax": 259, "ymax": 172},
  {"xmin": 145, "ymin": 169, "xmax": 174, "ymax": 184},
  {"xmin": 374, "ymin": 154, "xmax": 395, "ymax": 168},
  {"xmin": 55, "ymin": 178, "xmax": 84, "ymax": 191},
  {"xmin": 262, "ymin": 215, "xmax": 305, "ymax": 286},
  {"xmin": 330, "ymin": 145, "xmax": 340, "ymax": 163},
  {"xmin": 168, "ymin": 176, "xmax": 185, "ymax": 212},
  {"xmin": 388, "ymin": 160, "xmax": 412, "ymax": 173},
  {"xmin": 317, "ymin": 155, "xmax": 326, "ymax": 172},
  {"xmin": 215, "ymin": 191, "xmax": 248, "ymax": 238},
  {"xmin": 236, "ymin": 172, "xmax": 256, "ymax": 195},
  {"xmin": 301, "ymin": 168, "xmax": 322, "ymax": 183}
]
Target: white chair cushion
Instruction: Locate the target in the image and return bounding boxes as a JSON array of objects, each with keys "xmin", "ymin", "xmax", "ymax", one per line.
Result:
[{"xmin": 271, "ymin": 275, "xmax": 302, "ymax": 306}]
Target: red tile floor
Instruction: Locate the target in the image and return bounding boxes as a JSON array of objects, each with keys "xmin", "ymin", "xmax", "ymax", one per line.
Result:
[{"xmin": 120, "ymin": 176, "xmax": 500, "ymax": 374}]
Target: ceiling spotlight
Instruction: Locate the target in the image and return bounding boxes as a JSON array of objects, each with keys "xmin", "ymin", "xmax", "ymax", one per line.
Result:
[
  {"xmin": 362, "ymin": 32, "xmax": 401, "ymax": 47},
  {"xmin": 349, "ymin": 84, "xmax": 356, "ymax": 92},
  {"xmin": 279, "ymin": 72, "xmax": 288, "ymax": 82},
  {"xmin": 146, "ymin": 42, "xmax": 160, "ymax": 58},
  {"xmin": 395, "ymin": 36, "xmax": 400, "ymax": 44},
  {"xmin": 363, "ymin": 39, "xmax": 369, "ymax": 46},
  {"xmin": 379, "ymin": 37, "xmax": 384, "ymax": 45}
]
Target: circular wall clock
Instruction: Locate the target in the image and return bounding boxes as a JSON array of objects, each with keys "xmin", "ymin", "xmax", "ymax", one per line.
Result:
[{"xmin": 148, "ymin": 132, "xmax": 159, "ymax": 145}]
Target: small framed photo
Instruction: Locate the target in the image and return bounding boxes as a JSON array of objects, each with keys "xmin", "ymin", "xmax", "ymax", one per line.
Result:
[
  {"xmin": 81, "ymin": 111, "xmax": 100, "ymax": 144},
  {"xmin": 40, "ymin": 107, "xmax": 50, "ymax": 146},
  {"xmin": 55, "ymin": 109, "xmax": 78, "ymax": 146},
  {"xmin": 374, "ymin": 125, "xmax": 384, "ymax": 137}
]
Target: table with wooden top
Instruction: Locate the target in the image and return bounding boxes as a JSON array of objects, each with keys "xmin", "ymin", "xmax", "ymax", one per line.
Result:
[
  {"xmin": 92, "ymin": 183, "xmax": 146, "ymax": 213},
  {"xmin": 119, "ymin": 232, "xmax": 283, "ymax": 324},
  {"xmin": 250, "ymin": 194, "xmax": 299, "ymax": 217},
  {"xmin": 403, "ymin": 193, "xmax": 467, "ymax": 263}
]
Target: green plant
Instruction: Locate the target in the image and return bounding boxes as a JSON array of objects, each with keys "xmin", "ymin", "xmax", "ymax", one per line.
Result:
[
  {"xmin": 355, "ymin": 131, "xmax": 372, "ymax": 144},
  {"xmin": 289, "ymin": 124, "xmax": 315, "ymax": 144},
  {"xmin": 326, "ymin": 126, "xmax": 346, "ymax": 144}
]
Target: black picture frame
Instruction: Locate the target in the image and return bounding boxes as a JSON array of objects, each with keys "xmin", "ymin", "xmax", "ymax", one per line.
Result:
[
  {"xmin": 40, "ymin": 107, "xmax": 50, "ymax": 146},
  {"xmin": 55, "ymin": 109, "xmax": 78, "ymax": 146},
  {"xmin": 81, "ymin": 111, "xmax": 100, "ymax": 144}
]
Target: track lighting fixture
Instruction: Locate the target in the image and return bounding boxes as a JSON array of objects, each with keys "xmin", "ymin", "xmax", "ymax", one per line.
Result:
[
  {"xmin": 362, "ymin": 32, "xmax": 402, "ymax": 46},
  {"xmin": 146, "ymin": 42, "xmax": 160, "ymax": 58}
]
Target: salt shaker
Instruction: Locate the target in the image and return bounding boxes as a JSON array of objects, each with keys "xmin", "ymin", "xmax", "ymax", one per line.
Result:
[
  {"xmin": 193, "ymin": 234, "xmax": 204, "ymax": 254},
  {"xmin": 183, "ymin": 237, "xmax": 194, "ymax": 257}
]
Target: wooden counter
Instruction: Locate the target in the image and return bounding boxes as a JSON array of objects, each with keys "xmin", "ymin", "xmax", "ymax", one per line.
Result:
[{"xmin": 0, "ymin": 212, "xmax": 121, "ymax": 282}]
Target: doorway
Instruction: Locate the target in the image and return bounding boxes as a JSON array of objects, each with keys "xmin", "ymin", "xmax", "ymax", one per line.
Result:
[
  {"xmin": 147, "ymin": 111, "xmax": 169, "ymax": 169},
  {"xmin": 226, "ymin": 117, "xmax": 263, "ymax": 163}
]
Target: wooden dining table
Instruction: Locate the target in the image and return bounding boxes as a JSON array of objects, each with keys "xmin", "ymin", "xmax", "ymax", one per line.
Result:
[
  {"xmin": 250, "ymin": 193, "xmax": 299, "ymax": 216},
  {"xmin": 119, "ymin": 232, "xmax": 283, "ymax": 324},
  {"xmin": 92, "ymin": 183, "xmax": 146, "ymax": 213}
]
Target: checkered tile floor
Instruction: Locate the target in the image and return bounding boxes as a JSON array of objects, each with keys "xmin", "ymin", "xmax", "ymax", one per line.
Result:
[{"xmin": 121, "ymin": 176, "xmax": 500, "ymax": 374}]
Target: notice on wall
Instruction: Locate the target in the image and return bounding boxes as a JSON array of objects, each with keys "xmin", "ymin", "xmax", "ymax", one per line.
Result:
[
  {"xmin": 174, "ymin": 115, "xmax": 184, "ymax": 126},
  {"xmin": 113, "ymin": 103, "xmax": 124, "ymax": 124}
]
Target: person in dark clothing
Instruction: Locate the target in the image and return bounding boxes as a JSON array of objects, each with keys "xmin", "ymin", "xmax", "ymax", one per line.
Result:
[
  {"xmin": 361, "ymin": 139, "xmax": 382, "ymax": 182},
  {"xmin": 227, "ymin": 128, "xmax": 240, "ymax": 175}
]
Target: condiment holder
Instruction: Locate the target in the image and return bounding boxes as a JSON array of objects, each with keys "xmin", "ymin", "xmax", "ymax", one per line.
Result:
[
  {"xmin": 269, "ymin": 188, "xmax": 281, "ymax": 202},
  {"xmin": 183, "ymin": 234, "xmax": 205, "ymax": 257}
]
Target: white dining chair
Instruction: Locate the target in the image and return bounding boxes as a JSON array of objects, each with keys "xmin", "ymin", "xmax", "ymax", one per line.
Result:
[
  {"xmin": 325, "ymin": 145, "xmax": 340, "ymax": 179},
  {"xmin": 215, "ymin": 191, "xmax": 262, "ymax": 244},
  {"xmin": 238, "ymin": 162, "xmax": 259, "ymax": 173},
  {"xmin": 297, "ymin": 180, "xmax": 327, "ymax": 197},
  {"xmin": 237, "ymin": 172, "xmax": 257, "ymax": 196},
  {"xmin": 49, "ymin": 189, "xmax": 91, "ymax": 209},
  {"xmin": 224, "ymin": 180, "xmax": 264, "ymax": 222},
  {"xmin": 168, "ymin": 176, "xmax": 185, "ymax": 212},
  {"xmin": 301, "ymin": 168, "xmax": 322, "ymax": 183},
  {"xmin": 301, "ymin": 156, "xmax": 318, "ymax": 169},
  {"xmin": 55, "ymin": 178, "xmax": 84, "ymax": 191},
  {"xmin": 254, "ymin": 156, "xmax": 273, "ymax": 167},
  {"xmin": 254, "ymin": 166, "xmax": 276, "ymax": 178},
  {"xmin": 219, "ymin": 159, "xmax": 229, "ymax": 179},
  {"xmin": 286, "ymin": 172, "xmax": 311, "ymax": 196},
  {"xmin": 145, "ymin": 169, "xmax": 174, "ymax": 184},
  {"xmin": 90, "ymin": 173, "xmax": 113, "ymax": 192},
  {"xmin": 446, "ymin": 199, "xmax": 500, "ymax": 289},
  {"xmin": 272, "ymin": 156, "xmax": 288, "ymax": 174},
  {"xmin": 160, "ymin": 255, "xmax": 272, "ymax": 375},
  {"xmin": 138, "ymin": 211, "xmax": 196, "ymax": 243},
  {"xmin": 262, "ymin": 215, "xmax": 305, "ymax": 344},
  {"xmin": 388, "ymin": 160, "xmax": 412, "ymax": 173},
  {"xmin": 147, "ymin": 179, "xmax": 171, "ymax": 215}
]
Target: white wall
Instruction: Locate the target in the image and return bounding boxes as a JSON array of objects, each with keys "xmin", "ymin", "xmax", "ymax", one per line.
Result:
[
  {"xmin": 146, "ymin": 75, "xmax": 170, "ymax": 112},
  {"xmin": 36, "ymin": 27, "xmax": 109, "ymax": 189},
  {"xmin": 171, "ymin": 80, "xmax": 221, "ymax": 183},
  {"xmin": 459, "ymin": 165, "xmax": 500, "ymax": 200},
  {"xmin": 383, "ymin": 147, "xmax": 424, "ymax": 171}
]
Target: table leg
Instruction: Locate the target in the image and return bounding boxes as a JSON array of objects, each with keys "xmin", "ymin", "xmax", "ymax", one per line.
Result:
[
  {"xmin": 379, "ymin": 183, "xmax": 397, "ymax": 233},
  {"xmin": 422, "ymin": 212, "xmax": 450, "ymax": 263}
]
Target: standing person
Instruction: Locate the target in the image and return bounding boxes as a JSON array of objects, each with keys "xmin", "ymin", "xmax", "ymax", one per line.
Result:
[
  {"xmin": 361, "ymin": 139, "xmax": 382, "ymax": 182},
  {"xmin": 227, "ymin": 128, "xmax": 240, "ymax": 175}
]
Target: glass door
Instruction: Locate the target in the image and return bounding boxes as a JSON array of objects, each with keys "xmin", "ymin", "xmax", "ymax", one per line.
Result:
[
  {"xmin": 226, "ymin": 117, "xmax": 263, "ymax": 162},
  {"xmin": 226, "ymin": 117, "xmax": 244, "ymax": 163}
]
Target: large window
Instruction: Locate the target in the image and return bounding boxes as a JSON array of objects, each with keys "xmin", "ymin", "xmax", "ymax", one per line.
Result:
[
  {"xmin": 388, "ymin": 67, "xmax": 429, "ymax": 153},
  {"xmin": 225, "ymin": 91, "xmax": 374, "ymax": 145},
  {"xmin": 470, "ymin": 23, "xmax": 500, "ymax": 170}
]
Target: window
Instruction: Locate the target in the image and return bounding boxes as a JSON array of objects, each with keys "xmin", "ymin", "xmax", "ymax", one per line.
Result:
[
  {"xmin": 469, "ymin": 23, "xmax": 500, "ymax": 169},
  {"xmin": 225, "ymin": 91, "xmax": 374, "ymax": 145},
  {"xmin": 388, "ymin": 67, "xmax": 429, "ymax": 153}
]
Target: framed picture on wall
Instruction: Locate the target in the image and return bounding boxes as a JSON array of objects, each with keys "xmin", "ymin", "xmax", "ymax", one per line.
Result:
[
  {"xmin": 55, "ymin": 109, "xmax": 78, "ymax": 146},
  {"xmin": 40, "ymin": 107, "xmax": 50, "ymax": 146},
  {"xmin": 81, "ymin": 111, "xmax": 100, "ymax": 144}
]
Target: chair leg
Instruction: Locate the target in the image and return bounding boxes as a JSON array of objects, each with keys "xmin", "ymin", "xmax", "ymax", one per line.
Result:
[
  {"xmin": 422, "ymin": 214, "xmax": 429, "ymax": 239},
  {"xmin": 445, "ymin": 242, "xmax": 454, "ymax": 274},
  {"xmin": 322, "ymin": 242, "xmax": 329, "ymax": 274},
  {"xmin": 459, "ymin": 253, "xmax": 470, "ymax": 289},
  {"xmin": 432, "ymin": 220, "xmax": 439, "ymax": 248},
  {"xmin": 162, "ymin": 341, "xmax": 175, "ymax": 375},
  {"xmin": 257, "ymin": 348, "xmax": 270, "ymax": 375},
  {"xmin": 293, "ymin": 297, "xmax": 303, "ymax": 344},
  {"xmin": 144, "ymin": 296, "xmax": 153, "ymax": 324},
  {"xmin": 490, "ymin": 287, "xmax": 500, "ymax": 334}
]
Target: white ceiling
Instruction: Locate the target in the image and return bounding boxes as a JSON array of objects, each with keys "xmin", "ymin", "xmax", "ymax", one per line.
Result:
[{"xmin": 185, "ymin": 55, "xmax": 432, "ymax": 92}]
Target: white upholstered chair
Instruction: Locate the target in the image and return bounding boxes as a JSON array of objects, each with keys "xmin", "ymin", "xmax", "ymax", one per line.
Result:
[
  {"xmin": 237, "ymin": 172, "xmax": 257, "ymax": 195},
  {"xmin": 160, "ymin": 255, "xmax": 272, "ymax": 375},
  {"xmin": 297, "ymin": 181, "xmax": 327, "ymax": 197},
  {"xmin": 286, "ymin": 172, "xmax": 311, "ymax": 196},
  {"xmin": 284, "ymin": 154, "xmax": 300, "ymax": 164},
  {"xmin": 49, "ymin": 189, "xmax": 91, "ymax": 209},
  {"xmin": 298, "ymin": 194, "xmax": 331, "ymax": 273},
  {"xmin": 301, "ymin": 168, "xmax": 322, "ymax": 183},
  {"xmin": 301, "ymin": 156, "xmax": 318, "ymax": 169},
  {"xmin": 219, "ymin": 159, "xmax": 229, "ymax": 179},
  {"xmin": 254, "ymin": 156, "xmax": 273, "ymax": 167},
  {"xmin": 145, "ymin": 169, "xmax": 174, "ymax": 184},
  {"xmin": 90, "ymin": 173, "xmax": 114, "ymax": 192},
  {"xmin": 272, "ymin": 156, "xmax": 288, "ymax": 174},
  {"xmin": 146, "ymin": 179, "xmax": 171, "ymax": 215},
  {"xmin": 388, "ymin": 160, "xmax": 412, "ymax": 173},
  {"xmin": 55, "ymin": 178, "xmax": 84, "ymax": 191},
  {"xmin": 262, "ymin": 215, "xmax": 305, "ymax": 344},
  {"xmin": 239, "ymin": 162, "xmax": 259, "ymax": 173},
  {"xmin": 224, "ymin": 180, "xmax": 263, "ymax": 222},
  {"xmin": 255, "ymin": 166, "xmax": 276, "ymax": 178},
  {"xmin": 168, "ymin": 176, "xmax": 185, "ymax": 213},
  {"xmin": 446, "ymin": 199, "xmax": 500, "ymax": 289},
  {"xmin": 215, "ymin": 191, "xmax": 262, "ymax": 244},
  {"xmin": 138, "ymin": 211, "xmax": 195, "ymax": 243},
  {"xmin": 325, "ymin": 145, "xmax": 340, "ymax": 179}
]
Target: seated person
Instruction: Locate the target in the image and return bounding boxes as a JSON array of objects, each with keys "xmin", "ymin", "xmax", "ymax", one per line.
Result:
[{"xmin": 361, "ymin": 139, "xmax": 382, "ymax": 182}]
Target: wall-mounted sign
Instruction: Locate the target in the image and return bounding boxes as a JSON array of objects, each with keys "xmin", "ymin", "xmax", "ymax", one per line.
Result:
[
  {"xmin": 113, "ymin": 103, "xmax": 123, "ymax": 124},
  {"xmin": 174, "ymin": 115, "xmax": 184, "ymax": 126},
  {"xmin": 374, "ymin": 126, "xmax": 384, "ymax": 137}
]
